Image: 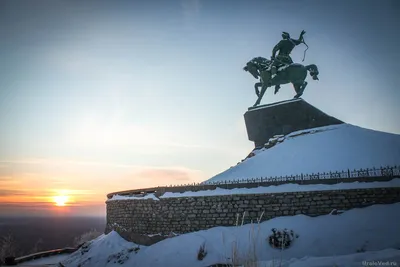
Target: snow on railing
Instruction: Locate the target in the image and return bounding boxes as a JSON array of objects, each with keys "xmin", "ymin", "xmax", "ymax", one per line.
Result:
[
  {"xmin": 106, "ymin": 165, "xmax": 399, "ymax": 198},
  {"xmin": 198, "ymin": 165, "xmax": 400, "ymax": 186}
]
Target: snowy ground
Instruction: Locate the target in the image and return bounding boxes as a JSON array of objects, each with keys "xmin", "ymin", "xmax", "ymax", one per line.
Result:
[
  {"xmin": 58, "ymin": 203, "xmax": 400, "ymax": 267},
  {"xmin": 258, "ymin": 249, "xmax": 400, "ymax": 267},
  {"xmin": 206, "ymin": 123, "xmax": 400, "ymax": 183}
]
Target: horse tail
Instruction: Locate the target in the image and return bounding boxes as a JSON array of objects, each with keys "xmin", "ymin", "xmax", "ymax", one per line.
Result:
[{"xmin": 306, "ymin": 64, "xmax": 319, "ymax": 80}]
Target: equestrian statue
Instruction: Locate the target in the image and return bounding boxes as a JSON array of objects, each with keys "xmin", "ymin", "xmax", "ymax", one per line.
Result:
[{"xmin": 243, "ymin": 30, "xmax": 320, "ymax": 107}]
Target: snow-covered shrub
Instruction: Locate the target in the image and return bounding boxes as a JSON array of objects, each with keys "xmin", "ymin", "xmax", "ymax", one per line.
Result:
[
  {"xmin": 73, "ymin": 229, "xmax": 102, "ymax": 247},
  {"xmin": 128, "ymin": 246, "xmax": 141, "ymax": 253},
  {"xmin": 108, "ymin": 223, "xmax": 128, "ymax": 233},
  {"xmin": 197, "ymin": 242, "xmax": 207, "ymax": 261},
  {"xmin": 79, "ymin": 242, "xmax": 91, "ymax": 255},
  {"xmin": 329, "ymin": 209, "xmax": 345, "ymax": 215},
  {"xmin": 356, "ymin": 241, "xmax": 368, "ymax": 253},
  {"xmin": 268, "ymin": 228, "xmax": 298, "ymax": 249},
  {"xmin": 106, "ymin": 245, "xmax": 141, "ymax": 264},
  {"xmin": 29, "ymin": 238, "xmax": 43, "ymax": 254},
  {"xmin": 167, "ymin": 232, "xmax": 179, "ymax": 238}
]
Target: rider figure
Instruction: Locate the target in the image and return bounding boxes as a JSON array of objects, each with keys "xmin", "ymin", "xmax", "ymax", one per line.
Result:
[{"xmin": 269, "ymin": 30, "xmax": 306, "ymax": 93}]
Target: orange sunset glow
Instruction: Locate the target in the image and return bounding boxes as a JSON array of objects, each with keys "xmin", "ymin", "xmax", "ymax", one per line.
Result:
[{"xmin": 0, "ymin": 160, "xmax": 207, "ymax": 217}]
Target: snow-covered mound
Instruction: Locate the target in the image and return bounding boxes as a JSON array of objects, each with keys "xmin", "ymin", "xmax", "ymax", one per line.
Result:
[
  {"xmin": 61, "ymin": 203, "xmax": 400, "ymax": 267},
  {"xmin": 206, "ymin": 123, "xmax": 400, "ymax": 183},
  {"xmin": 61, "ymin": 231, "xmax": 140, "ymax": 267}
]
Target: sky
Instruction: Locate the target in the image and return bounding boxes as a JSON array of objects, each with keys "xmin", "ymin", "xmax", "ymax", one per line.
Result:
[{"xmin": 0, "ymin": 0, "xmax": 399, "ymax": 217}]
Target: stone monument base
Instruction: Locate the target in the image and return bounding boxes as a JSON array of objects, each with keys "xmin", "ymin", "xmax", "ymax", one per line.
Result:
[{"xmin": 244, "ymin": 98, "xmax": 343, "ymax": 147}]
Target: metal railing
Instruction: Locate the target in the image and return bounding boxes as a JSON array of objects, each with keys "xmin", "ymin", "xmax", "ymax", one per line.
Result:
[
  {"xmin": 1, "ymin": 247, "xmax": 77, "ymax": 266},
  {"xmin": 106, "ymin": 165, "xmax": 400, "ymax": 199}
]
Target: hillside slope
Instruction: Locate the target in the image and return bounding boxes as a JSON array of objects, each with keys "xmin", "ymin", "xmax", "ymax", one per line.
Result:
[{"xmin": 206, "ymin": 123, "xmax": 400, "ymax": 183}]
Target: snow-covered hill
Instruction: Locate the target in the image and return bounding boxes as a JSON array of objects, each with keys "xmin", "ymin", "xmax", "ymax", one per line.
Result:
[
  {"xmin": 206, "ymin": 123, "xmax": 400, "ymax": 183},
  {"xmin": 58, "ymin": 203, "xmax": 400, "ymax": 267}
]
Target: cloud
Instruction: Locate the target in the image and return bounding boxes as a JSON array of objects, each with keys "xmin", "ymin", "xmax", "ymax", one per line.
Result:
[
  {"xmin": 0, "ymin": 159, "xmax": 206, "ymax": 216},
  {"xmin": 134, "ymin": 167, "xmax": 201, "ymax": 183},
  {"xmin": 0, "ymin": 158, "xmax": 205, "ymax": 176},
  {"xmin": 0, "ymin": 202, "xmax": 52, "ymax": 209},
  {"xmin": 0, "ymin": 188, "xmax": 54, "ymax": 202},
  {"xmin": 0, "ymin": 201, "xmax": 106, "ymax": 217},
  {"xmin": 0, "ymin": 201, "xmax": 55, "ymax": 216},
  {"xmin": 0, "ymin": 176, "xmax": 13, "ymax": 181},
  {"xmin": 181, "ymin": 0, "xmax": 201, "ymax": 15},
  {"xmin": 107, "ymin": 166, "xmax": 206, "ymax": 192},
  {"xmin": 0, "ymin": 189, "xmax": 29, "ymax": 196},
  {"xmin": 0, "ymin": 158, "xmax": 207, "ymax": 196},
  {"xmin": 0, "ymin": 158, "xmax": 133, "ymax": 169},
  {"xmin": 67, "ymin": 118, "xmax": 220, "ymax": 152}
]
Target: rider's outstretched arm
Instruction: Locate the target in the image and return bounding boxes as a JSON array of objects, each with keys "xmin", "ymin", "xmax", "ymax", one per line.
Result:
[
  {"xmin": 291, "ymin": 38, "xmax": 302, "ymax": 45},
  {"xmin": 292, "ymin": 30, "xmax": 306, "ymax": 45}
]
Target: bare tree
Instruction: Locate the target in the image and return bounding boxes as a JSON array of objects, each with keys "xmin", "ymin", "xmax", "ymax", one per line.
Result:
[
  {"xmin": 29, "ymin": 238, "xmax": 43, "ymax": 254},
  {"xmin": 0, "ymin": 233, "xmax": 17, "ymax": 260},
  {"xmin": 73, "ymin": 229, "xmax": 102, "ymax": 247}
]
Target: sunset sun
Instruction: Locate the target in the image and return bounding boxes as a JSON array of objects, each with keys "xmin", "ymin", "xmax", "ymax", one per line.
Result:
[{"xmin": 53, "ymin": 195, "xmax": 69, "ymax": 206}]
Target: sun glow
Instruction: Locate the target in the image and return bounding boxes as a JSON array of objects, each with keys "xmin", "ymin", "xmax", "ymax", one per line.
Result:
[{"xmin": 53, "ymin": 195, "xmax": 69, "ymax": 206}]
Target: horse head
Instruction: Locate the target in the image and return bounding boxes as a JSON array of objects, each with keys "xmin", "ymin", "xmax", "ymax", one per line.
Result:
[
  {"xmin": 306, "ymin": 64, "xmax": 320, "ymax": 80},
  {"xmin": 243, "ymin": 61, "xmax": 260, "ymax": 79}
]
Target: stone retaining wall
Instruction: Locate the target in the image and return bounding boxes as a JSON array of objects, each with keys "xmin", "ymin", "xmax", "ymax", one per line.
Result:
[{"xmin": 105, "ymin": 187, "xmax": 400, "ymax": 244}]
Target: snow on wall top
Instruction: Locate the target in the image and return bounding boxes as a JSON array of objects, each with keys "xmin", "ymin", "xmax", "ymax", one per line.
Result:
[
  {"xmin": 106, "ymin": 179, "xmax": 400, "ymax": 201},
  {"xmin": 205, "ymin": 123, "xmax": 400, "ymax": 183}
]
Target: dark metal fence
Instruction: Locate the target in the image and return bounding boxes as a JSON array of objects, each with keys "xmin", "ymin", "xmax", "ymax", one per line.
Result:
[
  {"xmin": 202, "ymin": 165, "xmax": 400, "ymax": 185},
  {"xmin": 107, "ymin": 165, "xmax": 400, "ymax": 198},
  {"xmin": 1, "ymin": 247, "xmax": 78, "ymax": 266}
]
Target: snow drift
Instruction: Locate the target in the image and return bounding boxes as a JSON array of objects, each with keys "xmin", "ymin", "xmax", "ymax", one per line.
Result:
[
  {"xmin": 61, "ymin": 231, "xmax": 136, "ymax": 267},
  {"xmin": 60, "ymin": 203, "xmax": 400, "ymax": 267},
  {"xmin": 206, "ymin": 123, "xmax": 400, "ymax": 183}
]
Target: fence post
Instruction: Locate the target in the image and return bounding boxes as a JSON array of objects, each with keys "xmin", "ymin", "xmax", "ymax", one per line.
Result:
[{"xmin": 347, "ymin": 169, "xmax": 351, "ymax": 178}]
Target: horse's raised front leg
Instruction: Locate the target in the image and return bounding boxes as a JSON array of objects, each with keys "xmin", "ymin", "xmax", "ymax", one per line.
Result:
[
  {"xmin": 293, "ymin": 81, "xmax": 307, "ymax": 98},
  {"xmin": 253, "ymin": 84, "xmax": 268, "ymax": 107},
  {"xmin": 274, "ymin": 85, "xmax": 281, "ymax": 95},
  {"xmin": 254, "ymin": 82, "xmax": 262, "ymax": 97},
  {"xmin": 299, "ymin": 81, "xmax": 307, "ymax": 96},
  {"xmin": 293, "ymin": 83, "xmax": 300, "ymax": 98}
]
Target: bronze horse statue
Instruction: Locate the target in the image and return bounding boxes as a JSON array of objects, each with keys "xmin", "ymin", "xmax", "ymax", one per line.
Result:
[{"xmin": 243, "ymin": 57, "xmax": 319, "ymax": 107}]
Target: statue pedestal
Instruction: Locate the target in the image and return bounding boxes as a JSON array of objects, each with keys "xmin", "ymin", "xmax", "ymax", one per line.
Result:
[{"xmin": 244, "ymin": 98, "xmax": 343, "ymax": 148}]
